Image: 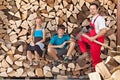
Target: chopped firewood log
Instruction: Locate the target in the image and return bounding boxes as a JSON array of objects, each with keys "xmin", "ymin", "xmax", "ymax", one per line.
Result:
[
  {"xmin": 57, "ymin": 64, "xmax": 66, "ymax": 70},
  {"xmin": 113, "ymin": 56, "xmax": 120, "ymax": 64},
  {"xmin": 0, "ymin": 55, "xmax": 5, "ymax": 61},
  {"xmin": 110, "ymin": 66, "xmax": 120, "ymax": 74},
  {"xmin": 7, "ymin": 67, "xmax": 13, "ymax": 73},
  {"xmin": 88, "ymin": 72, "xmax": 101, "ymax": 80},
  {"xmin": 27, "ymin": 71, "xmax": 35, "ymax": 77},
  {"xmin": 52, "ymin": 66, "xmax": 60, "ymax": 74},
  {"xmin": 14, "ymin": 61, "xmax": 23, "ymax": 67},
  {"xmin": 68, "ymin": 63, "xmax": 75, "ymax": 69},
  {"xmin": 2, "ymin": 59, "xmax": 10, "ymax": 68},
  {"xmin": 8, "ymin": 71, "xmax": 18, "ymax": 77},
  {"xmin": 0, "ymin": 72, "xmax": 8, "ymax": 77},
  {"xmin": 21, "ymin": 72, "xmax": 27, "ymax": 77},
  {"xmin": 1, "ymin": 43, "xmax": 9, "ymax": 51},
  {"xmin": 35, "ymin": 68, "xmax": 44, "ymax": 77},
  {"xmin": 16, "ymin": 68, "xmax": 24, "ymax": 77},
  {"xmin": 111, "ymin": 70, "xmax": 120, "ymax": 80},
  {"xmin": 105, "ymin": 56, "xmax": 119, "ymax": 67},
  {"xmin": 43, "ymin": 66, "xmax": 52, "ymax": 77},
  {"xmin": 109, "ymin": 51, "xmax": 120, "ymax": 57},
  {"xmin": 95, "ymin": 61, "xmax": 111, "ymax": 79},
  {"xmin": 117, "ymin": 45, "xmax": 120, "ymax": 52},
  {"xmin": 6, "ymin": 55, "xmax": 14, "ymax": 65},
  {"xmin": 0, "ymin": 67, "xmax": 6, "ymax": 72}
]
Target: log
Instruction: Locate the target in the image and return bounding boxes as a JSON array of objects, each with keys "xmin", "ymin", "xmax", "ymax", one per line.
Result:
[
  {"xmin": 27, "ymin": 71, "xmax": 35, "ymax": 77},
  {"xmin": 8, "ymin": 71, "xmax": 18, "ymax": 77},
  {"xmin": 88, "ymin": 72, "xmax": 101, "ymax": 80},
  {"xmin": 7, "ymin": 67, "xmax": 13, "ymax": 73},
  {"xmin": 95, "ymin": 61, "xmax": 111, "ymax": 79},
  {"xmin": 6, "ymin": 55, "xmax": 14, "ymax": 65},
  {"xmin": 111, "ymin": 70, "xmax": 120, "ymax": 80},
  {"xmin": 16, "ymin": 68, "xmax": 24, "ymax": 77},
  {"xmin": 68, "ymin": 63, "xmax": 75, "ymax": 69},
  {"xmin": 14, "ymin": 61, "xmax": 23, "ymax": 67},
  {"xmin": 0, "ymin": 72, "xmax": 8, "ymax": 77},
  {"xmin": 2, "ymin": 59, "xmax": 10, "ymax": 68},
  {"xmin": 52, "ymin": 66, "xmax": 60, "ymax": 74},
  {"xmin": 57, "ymin": 64, "xmax": 66, "ymax": 70},
  {"xmin": 105, "ymin": 56, "xmax": 119, "ymax": 67},
  {"xmin": 35, "ymin": 68, "xmax": 44, "ymax": 77},
  {"xmin": 113, "ymin": 56, "xmax": 120, "ymax": 64}
]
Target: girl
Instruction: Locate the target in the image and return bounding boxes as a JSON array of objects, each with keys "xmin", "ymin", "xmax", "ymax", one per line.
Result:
[{"xmin": 26, "ymin": 16, "xmax": 46, "ymax": 65}]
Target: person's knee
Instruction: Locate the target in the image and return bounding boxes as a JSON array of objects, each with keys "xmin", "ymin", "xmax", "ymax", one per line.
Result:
[
  {"xmin": 70, "ymin": 41, "xmax": 75, "ymax": 47},
  {"xmin": 47, "ymin": 48, "xmax": 52, "ymax": 54}
]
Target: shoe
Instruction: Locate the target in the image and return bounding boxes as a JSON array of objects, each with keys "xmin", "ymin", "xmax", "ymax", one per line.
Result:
[
  {"xmin": 33, "ymin": 61, "xmax": 39, "ymax": 65},
  {"xmin": 54, "ymin": 60, "xmax": 61, "ymax": 67},
  {"xmin": 64, "ymin": 56, "xmax": 72, "ymax": 63}
]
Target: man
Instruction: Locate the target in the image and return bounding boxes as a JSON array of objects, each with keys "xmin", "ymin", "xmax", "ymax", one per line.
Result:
[
  {"xmin": 47, "ymin": 25, "xmax": 75, "ymax": 66},
  {"xmin": 77, "ymin": 3, "xmax": 107, "ymax": 67}
]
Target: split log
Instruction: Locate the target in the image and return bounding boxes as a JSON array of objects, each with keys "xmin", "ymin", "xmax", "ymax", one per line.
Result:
[
  {"xmin": 95, "ymin": 61, "xmax": 111, "ymax": 79},
  {"xmin": 35, "ymin": 68, "xmax": 44, "ymax": 77},
  {"xmin": 88, "ymin": 72, "xmax": 101, "ymax": 80},
  {"xmin": 111, "ymin": 70, "xmax": 120, "ymax": 80}
]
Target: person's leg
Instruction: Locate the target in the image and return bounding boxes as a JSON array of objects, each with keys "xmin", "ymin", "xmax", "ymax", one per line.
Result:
[
  {"xmin": 77, "ymin": 36, "xmax": 89, "ymax": 59},
  {"xmin": 90, "ymin": 42, "xmax": 101, "ymax": 67},
  {"xmin": 47, "ymin": 47, "xmax": 58, "ymax": 60},
  {"xmin": 27, "ymin": 50, "xmax": 33, "ymax": 65},
  {"xmin": 90, "ymin": 36, "xmax": 104, "ymax": 67},
  {"xmin": 66, "ymin": 41, "xmax": 75, "ymax": 57},
  {"xmin": 48, "ymin": 48, "xmax": 62, "ymax": 66},
  {"xmin": 34, "ymin": 51, "xmax": 39, "ymax": 62}
]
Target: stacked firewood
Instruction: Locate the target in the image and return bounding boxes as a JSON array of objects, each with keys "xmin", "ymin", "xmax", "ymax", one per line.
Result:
[
  {"xmin": 0, "ymin": 0, "xmax": 118, "ymax": 79},
  {"xmin": 88, "ymin": 45, "xmax": 120, "ymax": 80}
]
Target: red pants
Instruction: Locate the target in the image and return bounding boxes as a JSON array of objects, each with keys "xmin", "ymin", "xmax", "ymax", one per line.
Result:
[{"xmin": 78, "ymin": 34, "xmax": 104, "ymax": 67}]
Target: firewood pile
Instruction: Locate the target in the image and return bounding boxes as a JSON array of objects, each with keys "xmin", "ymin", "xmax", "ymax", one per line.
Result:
[
  {"xmin": 0, "ymin": 0, "xmax": 118, "ymax": 79},
  {"xmin": 89, "ymin": 45, "xmax": 120, "ymax": 80}
]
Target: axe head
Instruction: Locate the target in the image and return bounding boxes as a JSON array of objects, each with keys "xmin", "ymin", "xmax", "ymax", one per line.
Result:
[{"xmin": 75, "ymin": 25, "xmax": 92, "ymax": 40}]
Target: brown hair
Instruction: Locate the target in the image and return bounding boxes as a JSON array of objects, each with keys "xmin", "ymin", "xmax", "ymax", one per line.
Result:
[
  {"xmin": 34, "ymin": 16, "xmax": 44, "ymax": 22},
  {"xmin": 90, "ymin": 3, "xmax": 99, "ymax": 9},
  {"xmin": 57, "ymin": 25, "xmax": 66, "ymax": 31}
]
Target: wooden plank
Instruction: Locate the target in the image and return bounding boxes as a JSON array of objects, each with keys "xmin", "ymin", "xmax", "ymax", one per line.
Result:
[{"xmin": 117, "ymin": 0, "xmax": 120, "ymax": 45}]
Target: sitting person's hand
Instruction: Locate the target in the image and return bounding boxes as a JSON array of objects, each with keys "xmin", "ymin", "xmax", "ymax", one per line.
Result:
[
  {"xmin": 30, "ymin": 42, "xmax": 35, "ymax": 46},
  {"xmin": 58, "ymin": 41, "xmax": 67, "ymax": 48}
]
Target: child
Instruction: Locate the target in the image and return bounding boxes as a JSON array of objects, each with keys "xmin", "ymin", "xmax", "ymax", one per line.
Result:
[
  {"xmin": 47, "ymin": 25, "xmax": 75, "ymax": 66},
  {"xmin": 26, "ymin": 16, "xmax": 46, "ymax": 65}
]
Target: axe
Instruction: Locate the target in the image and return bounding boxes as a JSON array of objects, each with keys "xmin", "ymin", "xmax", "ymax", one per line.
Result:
[{"xmin": 75, "ymin": 27, "xmax": 113, "ymax": 50}]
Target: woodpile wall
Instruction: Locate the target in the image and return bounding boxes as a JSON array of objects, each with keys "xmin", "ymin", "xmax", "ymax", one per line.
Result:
[{"xmin": 0, "ymin": 0, "xmax": 119, "ymax": 79}]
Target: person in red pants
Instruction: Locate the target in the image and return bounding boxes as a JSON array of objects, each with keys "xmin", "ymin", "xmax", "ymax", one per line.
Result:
[{"xmin": 77, "ymin": 3, "xmax": 107, "ymax": 67}]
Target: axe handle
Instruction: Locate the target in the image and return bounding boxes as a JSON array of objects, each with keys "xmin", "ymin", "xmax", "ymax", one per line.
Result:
[{"xmin": 82, "ymin": 34, "xmax": 113, "ymax": 50}]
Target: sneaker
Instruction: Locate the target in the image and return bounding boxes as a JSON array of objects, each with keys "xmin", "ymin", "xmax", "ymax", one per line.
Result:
[
  {"xmin": 64, "ymin": 56, "xmax": 72, "ymax": 63},
  {"xmin": 33, "ymin": 61, "xmax": 39, "ymax": 65},
  {"xmin": 54, "ymin": 60, "xmax": 61, "ymax": 67}
]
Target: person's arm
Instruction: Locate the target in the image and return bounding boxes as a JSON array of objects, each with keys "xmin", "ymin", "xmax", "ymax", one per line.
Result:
[
  {"xmin": 48, "ymin": 35, "xmax": 67, "ymax": 48},
  {"xmin": 89, "ymin": 28, "xmax": 107, "ymax": 41},
  {"xmin": 48, "ymin": 42, "xmax": 67, "ymax": 48},
  {"xmin": 30, "ymin": 29, "xmax": 34, "ymax": 43},
  {"xmin": 89, "ymin": 16, "xmax": 107, "ymax": 41}
]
